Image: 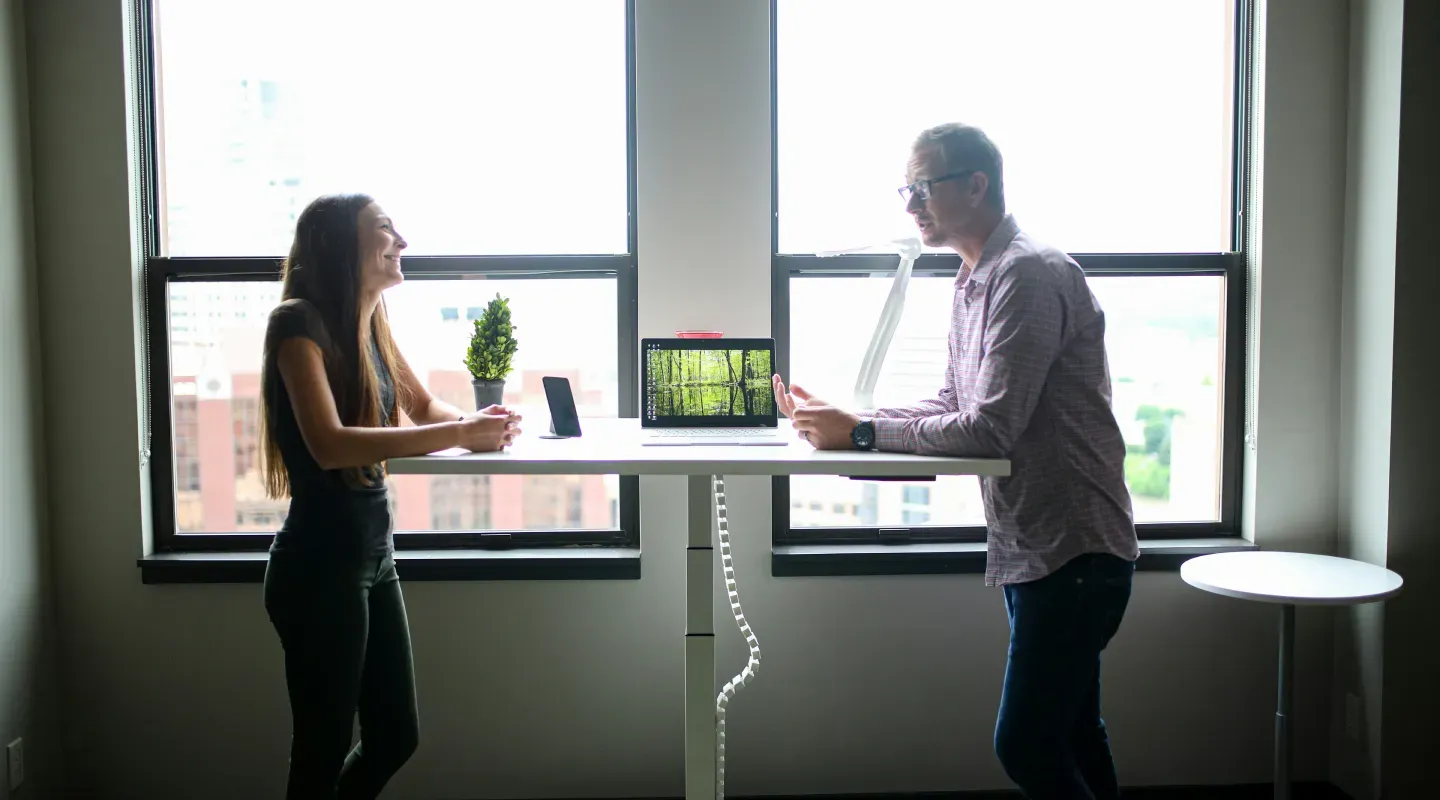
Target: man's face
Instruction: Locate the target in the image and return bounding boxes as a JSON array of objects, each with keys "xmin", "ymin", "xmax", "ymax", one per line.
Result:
[{"xmin": 904, "ymin": 144, "xmax": 988, "ymax": 251}]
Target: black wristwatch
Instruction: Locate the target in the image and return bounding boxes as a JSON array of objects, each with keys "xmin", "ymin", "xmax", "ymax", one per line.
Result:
[{"xmin": 851, "ymin": 418, "xmax": 876, "ymax": 451}]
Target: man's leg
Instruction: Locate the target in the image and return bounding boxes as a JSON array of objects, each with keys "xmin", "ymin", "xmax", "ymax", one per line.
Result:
[
  {"xmin": 1071, "ymin": 557, "xmax": 1133, "ymax": 799},
  {"xmin": 1070, "ymin": 657, "xmax": 1118, "ymax": 799},
  {"xmin": 994, "ymin": 554, "xmax": 1133, "ymax": 800}
]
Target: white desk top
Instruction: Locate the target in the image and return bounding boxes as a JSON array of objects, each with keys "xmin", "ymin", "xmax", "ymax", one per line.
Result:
[
  {"xmin": 1181, "ymin": 551, "xmax": 1403, "ymax": 606},
  {"xmin": 387, "ymin": 418, "xmax": 1010, "ymax": 478}
]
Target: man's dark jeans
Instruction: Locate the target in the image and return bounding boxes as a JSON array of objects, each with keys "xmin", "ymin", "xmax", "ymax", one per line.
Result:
[{"xmin": 995, "ymin": 552, "xmax": 1135, "ymax": 799}]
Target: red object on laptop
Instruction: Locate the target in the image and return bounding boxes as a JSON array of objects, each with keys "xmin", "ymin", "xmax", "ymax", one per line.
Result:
[{"xmin": 674, "ymin": 330, "xmax": 723, "ymax": 338}]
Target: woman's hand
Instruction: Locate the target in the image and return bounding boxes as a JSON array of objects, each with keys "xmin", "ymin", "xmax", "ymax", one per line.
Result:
[{"xmin": 456, "ymin": 408, "xmax": 523, "ymax": 452}]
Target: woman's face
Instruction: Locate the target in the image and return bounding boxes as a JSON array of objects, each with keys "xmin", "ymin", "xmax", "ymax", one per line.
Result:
[{"xmin": 356, "ymin": 202, "xmax": 407, "ymax": 297}]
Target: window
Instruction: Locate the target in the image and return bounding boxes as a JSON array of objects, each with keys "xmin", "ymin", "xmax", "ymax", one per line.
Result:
[
  {"xmin": 773, "ymin": 0, "xmax": 1249, "ymax": 546},
  {"xmin": 152, "ymin": 1, "xmax": 627, "ymax": 258},
  {"xmin": 142, "ymin": 0, "xmax": 639, "ymax": 554},
  {"xmin": 902, "ymin": 510, "xmax": 931, "ymax": 526}
]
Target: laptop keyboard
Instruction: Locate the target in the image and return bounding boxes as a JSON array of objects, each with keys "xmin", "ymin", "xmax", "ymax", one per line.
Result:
[{"xmin": 649, "ymin": 428, "xmax": 777, "ymax": 437}]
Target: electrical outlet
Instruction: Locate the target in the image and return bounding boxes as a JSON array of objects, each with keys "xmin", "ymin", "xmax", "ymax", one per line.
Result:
[
  {"xmin": 6, "ymin": 737, "xmax": 22, "ymax": 791},
  {"xmin": 1344, "ymin": 693, "xmax": 1361, "ymax": 741}
]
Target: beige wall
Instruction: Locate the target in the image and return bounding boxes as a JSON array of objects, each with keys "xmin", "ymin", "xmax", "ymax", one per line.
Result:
[
  {"xmin": 1247, "ymin": 0, "xmax": 1349, "ymax": 556},
  {"xmin": 1377, "ymin": 0, "xmax": 1440, "ymax": 796},
  {"xmin": 1330, "ymin": 1, "xmax": 1440, "ymax": 797},
  {"xmin": 1334, "ymin": 0, "xmax": 1402, "ymax": 796},
  {"xmin": 20, "ymin": 0, "xmax": 1381, "ymax": 798},
  {"xmin": 0, "ymin": 0, "xmax": 56, "ymax": 797}
]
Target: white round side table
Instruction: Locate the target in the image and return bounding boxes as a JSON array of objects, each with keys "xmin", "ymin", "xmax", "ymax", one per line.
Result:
[{"xmin": 1181, "ymin": 550, "xmax": 1402, "ymax": 800}]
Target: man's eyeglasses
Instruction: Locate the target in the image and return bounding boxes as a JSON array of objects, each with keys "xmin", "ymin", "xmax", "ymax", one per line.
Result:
[{"xmin": 897, "ymin": 169, "xmax": 980, "ymax": 204}]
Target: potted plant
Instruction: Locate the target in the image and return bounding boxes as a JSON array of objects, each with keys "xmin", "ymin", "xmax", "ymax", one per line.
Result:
[{"xmin": 465, "ymin": 293, "xmax": 519, "ymax": 410}]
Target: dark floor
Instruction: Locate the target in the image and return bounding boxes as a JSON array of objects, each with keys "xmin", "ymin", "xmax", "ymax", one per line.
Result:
[{"xmin": 540, "ymin": 783, "xmax": 1350, "ymax": 800}]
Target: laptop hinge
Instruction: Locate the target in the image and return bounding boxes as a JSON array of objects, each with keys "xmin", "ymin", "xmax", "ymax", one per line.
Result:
[{"xmin": 877, "ymin": 528, "xmax": 911, "ymax": 545}]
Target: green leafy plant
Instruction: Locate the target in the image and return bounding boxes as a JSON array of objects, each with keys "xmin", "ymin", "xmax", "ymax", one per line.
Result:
[
  {"xmin": 1124, "ymin": 405, "xmax": 1184, "ymax": 500},
  {"xmin": 465, "ymin": 294, "xmax": 519, "ymax": 382}
]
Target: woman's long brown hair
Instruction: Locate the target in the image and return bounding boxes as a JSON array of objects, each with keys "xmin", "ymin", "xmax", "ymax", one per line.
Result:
[{"xmin": 259, "ymin": 193, "xmax": 414, "ymax": 497}]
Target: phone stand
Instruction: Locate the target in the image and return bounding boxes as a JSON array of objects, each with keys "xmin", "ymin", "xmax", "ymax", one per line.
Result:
[{"xmin": 542, "ymin": 376, "xmax": 583, "ymax": 439}]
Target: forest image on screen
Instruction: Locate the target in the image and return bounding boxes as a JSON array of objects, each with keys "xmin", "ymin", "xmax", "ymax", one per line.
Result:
[{"xmin": 646, "ymin": 347, "xmax": 775, "ymax": 418}]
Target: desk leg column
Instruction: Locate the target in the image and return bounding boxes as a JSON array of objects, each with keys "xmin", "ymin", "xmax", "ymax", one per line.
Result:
[
  {"xmin": 1275, "ymin": 603, "xmax": 1295, "ymax": 800},
  {"xmin": 685, "ymin": 474, "xmax": 716, "ymax": 800}
]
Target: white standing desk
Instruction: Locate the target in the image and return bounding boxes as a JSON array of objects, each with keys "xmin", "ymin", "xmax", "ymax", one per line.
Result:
[
  {"xmin": 1181, "ymin": 551, "xmax": 1403, "ymax": 800},
  {"xmin": 389, "ymin": 418, "xmax": 1009, "ymax": 800}
]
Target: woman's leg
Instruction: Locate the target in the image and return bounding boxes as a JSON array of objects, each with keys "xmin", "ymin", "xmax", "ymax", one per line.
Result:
[
  {"xmin": 337, "ymin": 556, "xmax": 419, "ymax": 800},
  {"xmin": 265, "ymin": 556, "xmax": 371, "ymax": 800}
]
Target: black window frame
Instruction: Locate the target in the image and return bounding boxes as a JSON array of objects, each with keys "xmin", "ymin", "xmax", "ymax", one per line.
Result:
[
  {"xmin": 770, "ymin": 0, "xmax": 1254, "ymax": 548},
  {"xmin": 136, "ymin": 0, "xmax": 641, "ymax": 556}
]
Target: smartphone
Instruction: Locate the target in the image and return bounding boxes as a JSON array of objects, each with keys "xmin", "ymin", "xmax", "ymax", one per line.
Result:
[{"xmin": 541, "ymin": 376, "xmax": 582, "ymax": 438}]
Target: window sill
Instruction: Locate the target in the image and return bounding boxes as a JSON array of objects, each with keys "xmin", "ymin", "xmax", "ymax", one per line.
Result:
[
  {"xmin": 139, "ymin": 547, "xmax": 642, "ymax": 584},
  {"xmin": 771, "ymin": 537, "xmax": 1257, "ymax": 577}
]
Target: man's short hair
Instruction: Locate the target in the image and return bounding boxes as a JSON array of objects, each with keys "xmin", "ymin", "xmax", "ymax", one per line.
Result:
[{"xmin": 913, "ymin": 123, "xmax": 1006, "ymax": 214}]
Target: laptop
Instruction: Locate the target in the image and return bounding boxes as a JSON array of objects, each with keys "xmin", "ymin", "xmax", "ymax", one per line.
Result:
[{"xmin": 640, "ymin": 337, "xmax": 788, "ymax": 446}]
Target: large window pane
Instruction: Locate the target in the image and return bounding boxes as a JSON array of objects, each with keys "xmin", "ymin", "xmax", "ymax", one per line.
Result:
[
  {"xmin": 153, "ymin": 0, "xmax": 628, "ymax": 257},
  {"xmin": 788, "ymin": 274, "xmax": 1224, "ymax": 528},
  {"xmin": 776, "ymin": 0, "xmax": 1235, "ymax": 254},
  {"xmin": 169, "ymin": 278, "xmax": 620, "ymax": 534}
]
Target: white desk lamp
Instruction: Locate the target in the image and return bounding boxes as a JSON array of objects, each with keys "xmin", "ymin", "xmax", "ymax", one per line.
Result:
[{"xmin": 817, "ymin": 237, "xmax": 923, "ymax": 409}]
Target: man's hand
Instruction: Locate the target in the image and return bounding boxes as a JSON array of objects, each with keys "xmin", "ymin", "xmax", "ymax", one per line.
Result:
[
  {"xmin": 791, "ymin": 404, "xmax": 861, "ymax": 450},
  {"xmin": 772, "ymin": 375, "xmax": 832, "ymax": 418},
  {"xmin": 772, "ymin": 374, "xmax": 859, "ymax": 450}
]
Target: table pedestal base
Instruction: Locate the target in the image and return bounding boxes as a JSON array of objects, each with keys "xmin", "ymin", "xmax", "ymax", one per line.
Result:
[{"xmin": 1275, "ymin": 603, "xmax": 1294, "ymax": 800}]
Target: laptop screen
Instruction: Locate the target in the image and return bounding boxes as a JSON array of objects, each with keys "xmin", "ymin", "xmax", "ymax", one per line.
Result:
[{"xmin": 641, "ymin": 338, "xmax": 778, "ymax": 427}]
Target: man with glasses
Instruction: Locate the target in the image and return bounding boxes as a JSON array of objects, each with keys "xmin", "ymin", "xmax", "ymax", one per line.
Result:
[{"xmin": 772, "ymin": 122, "xmax": 1139, "ymax": 799}]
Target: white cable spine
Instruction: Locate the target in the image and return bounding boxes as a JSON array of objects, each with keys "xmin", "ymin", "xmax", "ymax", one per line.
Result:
[{"xmin": 713, "ymin": 475, "xmax": 759, "ymax": 800}]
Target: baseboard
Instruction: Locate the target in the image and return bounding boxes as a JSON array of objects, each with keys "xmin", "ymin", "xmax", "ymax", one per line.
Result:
[{"xmin": 532, "ymin": 782, "xmax": 1352, "ymax": 800}]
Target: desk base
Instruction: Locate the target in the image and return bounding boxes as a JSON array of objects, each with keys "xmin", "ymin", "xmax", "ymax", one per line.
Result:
[
  {"xmin": 686, "ymin": 475, "xmax": 717, "ymax": 800},
  {"xmin": 1275, "ymin": 604, "xmax": 1294, "ymax": 800},
  {"xmin": 686, "ymin": 633, "xmax": 716, "ymax": 799}
]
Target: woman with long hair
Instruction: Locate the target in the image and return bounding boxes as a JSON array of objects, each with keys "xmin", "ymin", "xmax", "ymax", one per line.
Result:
[{"xmin": 259, "ymin": 193, "xmax": 519, "ymax": 798}]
